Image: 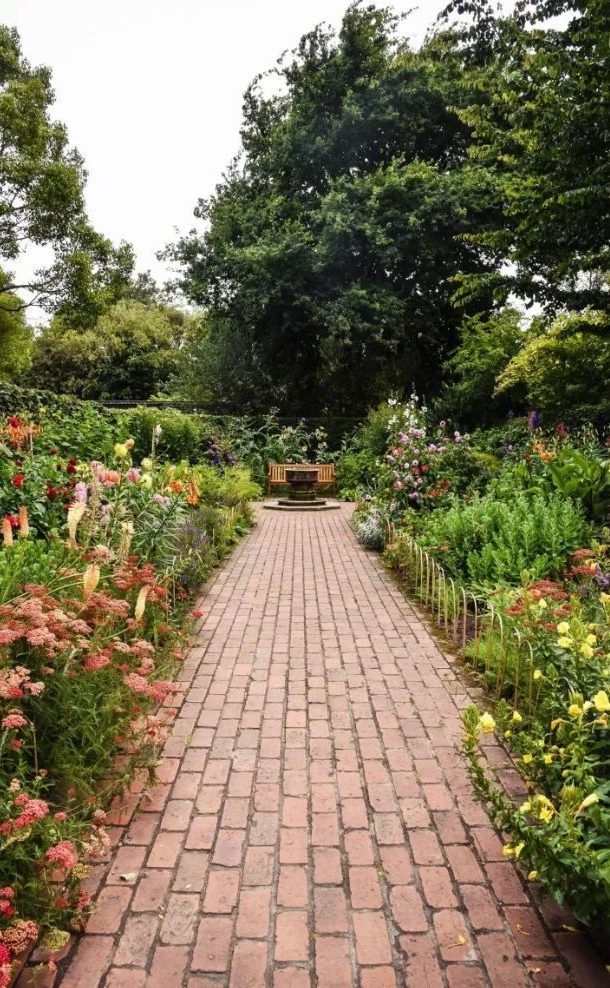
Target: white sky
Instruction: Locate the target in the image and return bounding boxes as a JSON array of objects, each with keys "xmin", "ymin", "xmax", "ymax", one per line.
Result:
[{"xmin": 3, "ymin": 0, "xmax": 450, "ymax": 302}]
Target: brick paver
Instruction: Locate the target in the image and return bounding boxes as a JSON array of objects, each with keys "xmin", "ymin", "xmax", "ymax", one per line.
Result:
[{"xmin": 53, "ymin": 506, "xmax": 609, "ymax": 987}]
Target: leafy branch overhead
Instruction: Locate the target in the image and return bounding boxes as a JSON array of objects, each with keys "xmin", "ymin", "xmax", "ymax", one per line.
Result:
[{"xmin": 0, "ymin": 26, "xmax": 134, "ymax": 318}]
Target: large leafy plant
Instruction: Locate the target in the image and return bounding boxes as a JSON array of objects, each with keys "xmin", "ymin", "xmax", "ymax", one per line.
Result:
[
  {"xmin": 545, "ymin": 448, "xmax": 610, "ymax": 522},
  {"xmin": 417, "ymin": 491, "xmax": 590, "ymax": 588}
]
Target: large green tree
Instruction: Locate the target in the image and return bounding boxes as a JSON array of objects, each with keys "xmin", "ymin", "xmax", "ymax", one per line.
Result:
[
  {"xmin": 169, "ymin": 4, "xmax": 497, "ymax": 415},
  {"xmin": 441, "ymin": 0, "xmax": 610, "ymax": 314},
  {"xmin": 30, "ymin": 300, "xmax": 189, "ymax": 400},
  {"xmin": 0, "ymin": 25, "xmax": 133, "ymax": 319}
]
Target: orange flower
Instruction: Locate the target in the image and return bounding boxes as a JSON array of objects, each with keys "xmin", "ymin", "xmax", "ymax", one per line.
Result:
[
  {"xmin": 18, "ymin": 507, "xmax": 29, "ymax": 538},
  {"xmin": 169, "ymin": 480, "xmax": 183, "ymax": 494},
  {"xmin": 2, "ymin": 517, "xmax": 13, "ymax": 546},
  {"xmin": 186, "ymin": 481, "xmax": 200, "ymax": 505}
]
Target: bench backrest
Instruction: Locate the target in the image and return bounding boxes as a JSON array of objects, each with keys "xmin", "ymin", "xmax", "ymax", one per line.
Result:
[{"xmin": 268, "ymin": 463, "xmax": 335, "ymax": 482}]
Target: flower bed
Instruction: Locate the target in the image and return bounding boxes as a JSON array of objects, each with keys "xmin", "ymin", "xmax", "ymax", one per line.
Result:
[
  {"xmin": 352, "ymin": 399, "xmax": 610, "ymax": 936},
  {"xmin": 0, "ymin": 412, "xmax": 258, "ymax": 985}
]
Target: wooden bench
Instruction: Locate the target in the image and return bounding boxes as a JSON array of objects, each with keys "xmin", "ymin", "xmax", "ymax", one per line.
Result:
[{"xmin": 267, "ymin": 463, "xmax": 336, "ymax": 495}]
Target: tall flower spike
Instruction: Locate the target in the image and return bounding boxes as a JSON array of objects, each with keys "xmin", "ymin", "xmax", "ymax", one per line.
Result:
[
  {"xmin": 67, "ymin": 502, "xmax": 87, "ymax": 544},
  {"xmin": 134, "ymin": 586, "xmax": 150, "ymax": 621},
  {"xmin": 82, "ymin": 564, "xmax": 101, "ymax": 601},
  {"xmin": 18, "ymin": 506, "xmax": 29, "ymax": 538},
  {"xmin": 2, "ymin": 517, "xmax": 13, "ymax": 546}
]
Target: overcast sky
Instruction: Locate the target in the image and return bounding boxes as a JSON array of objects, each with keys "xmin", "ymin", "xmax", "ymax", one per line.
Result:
[{"xmin": 3, "ymin": 0, "xmax": 450, "ymax": 299}]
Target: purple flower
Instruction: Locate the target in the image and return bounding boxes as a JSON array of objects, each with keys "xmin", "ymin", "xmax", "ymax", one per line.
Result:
[
  {"xmin": 528, "ymin": 410, "xmax": 541, "ymax": 431},
  {"xmin": 73, "ymin": 481, "xmax": 88, "ymax": 503},
  {"xmin": 594, "ymin": 566, "xmax": 610, "ymax": 589}
]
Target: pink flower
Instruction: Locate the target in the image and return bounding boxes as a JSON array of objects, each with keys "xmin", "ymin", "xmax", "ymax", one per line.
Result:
[
  {"xmin": 123, "ymin": 672, "xmax": 151, "ymax": 694},
  {"xmin": 1, "ymin": 713, "xmax": 27, "ymax": 730},
  {"xmin": 73, "ymin": 481, "xmax": 88, "ymax": 503},
  {"xmin": 126, "ymin": 468, "xmax": 141, "ymax": 483},
  {"xmin": 83, "ymin": 653, "xmax": 111, "ymax": 672},
  {"xmin": 45, "ymin": 839, "xmax": 78, "ymax": 870}
]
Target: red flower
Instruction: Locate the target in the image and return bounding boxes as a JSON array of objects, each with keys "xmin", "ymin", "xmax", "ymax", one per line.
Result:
[
  {"xmin": 8, "ymin": 417, "xmax": 21, "ymax": 428},
  {"xmin": 12, "ymin": 474, "xmax": 25, "ymax": 488},
  {"xmin": 66, "ymin": 459, "xmax": 77, "ymax": 474}
]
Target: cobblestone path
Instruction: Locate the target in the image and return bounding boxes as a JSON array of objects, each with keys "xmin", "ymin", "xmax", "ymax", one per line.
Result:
[{"xmin": 54, "ymin": 505, "xmax": 609, "ymax": 988}]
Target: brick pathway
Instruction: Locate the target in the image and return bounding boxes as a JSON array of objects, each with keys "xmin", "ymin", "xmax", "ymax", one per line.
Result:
[{"xmin": 53, "ymin": 505, "xmax": 609, "ymax": 988}]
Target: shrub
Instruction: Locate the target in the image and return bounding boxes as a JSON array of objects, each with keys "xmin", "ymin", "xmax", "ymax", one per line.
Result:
[
  {"xmin": 352, "ymin": 505, "xmax": 389, "ymax": 550},
  {"xmin": 123, "ymin": 406, "xmax": 207, "ymax": 462},
  {"xmin": 417, "ymin": 492, "xmax": 590, "ymax": 588},
  {"xmin": 336, "ymin": 450, "xmax": 378, "ymax": 499}
]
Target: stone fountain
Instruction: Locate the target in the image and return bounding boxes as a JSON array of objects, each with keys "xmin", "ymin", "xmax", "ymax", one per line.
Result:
[{"xmin": 264, "ymin": 465, "xmax": 340, "ymax": 511}]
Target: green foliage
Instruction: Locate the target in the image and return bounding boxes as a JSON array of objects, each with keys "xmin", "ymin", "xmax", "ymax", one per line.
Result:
[
  {"xmin": 440, "ymin": 308, "xmax": 526, "ymax": 424},
  {"xmin": 336, "ymin": 449, "xmax": 378, "ymax": 499},
  {"xmin": 545, "ymin": 449, "xmax": 610, "ymax": 522},
  {"xmin": 0, "ymin": 294, "xmax": 32, "ymax": 380},
  {"xmin": 417, "ymin": 492, "xmax": 590, "ymax": 587},
  {"xmin": 0, "ymin": 382, "xmax": 122, "ymax": 459},
  {"xmin": 443, "ymin": 0, "xmax": 610, "ymax": 315},
  {"xmin": 0, "ymin": 27, "xmax": 135, "ymax": 318},
  {"xmin": 124, "ymin": 406, "xmax": 207, "ymax": 462},
  {"xmin": 168, "ymin": 5, "xmax": 497, "ymax": 415},
  {"xmin": 495, "ymin": 311, "xmax": 610, "ymax": 415},
  {"xmin": 30, "ymin": 301, "xmax": 189, "ymax": 400}
]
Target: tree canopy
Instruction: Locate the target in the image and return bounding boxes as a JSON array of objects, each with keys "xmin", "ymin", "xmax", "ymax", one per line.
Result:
[
  {"xmin": 0, "ymin": 25, "xmax": 133, "ymax": 319},
  {"xmin": 441, "ymin": 0, "xmax": 610, "ymax": 314},
  {"xmin": 168, "ymin": 4, "xmax": 499, "ymax": 415},
  {"xmin": 30, "ymin": 300, "xmax": 189, "ymax": 400}
]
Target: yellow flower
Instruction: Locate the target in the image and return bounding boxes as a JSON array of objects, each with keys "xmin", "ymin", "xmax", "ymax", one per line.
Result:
[
  {"xmin": 533, "ymin": 669, "xmax": 542, "ymax": 681},
  {"xmin": 114, "ymin": 443, "xmax": 129, "ymax": 459},
  {"xmin": 519, "ymin": 800, "xmax": 532, "ymax": 814},
  {"xmin": 580, "ymin": 643, "xmax": 594, "ymax": 660},
  {"xmin": 479, "ymin": 713, "xmax": 496, "ymax": 734},
  {"xmin": 543, "ymin": 754, "xmax": 554, "ymax": 765},
  {"xmin": 556, "ymin": 622, "xmax": 570, "ymax": 635},
  {"xmin": 139, "ymin": 474, "xmax": 153, "ymax": 489},
  {"xmin": 538, "ymin": 599, "xmax": 548, "ymax": 610},
  {"xmin": 512, "ymin": 710, "xmax": 523, "ymax": 723},
  {"xmin": 568, "ymin": 704, "xmax": 583, "ymax": 718},
  {"xmin": 600, "ymin": 592, "xmax": 610, "ymax": 607},
  {"xmin": 522, "ymin": 753, "xmax": 533, "ymax": 764},
  {"xmin": 558, "ymin": 636, "xmax": 573, "ymax": 649},
  {"xmin": 503, "ymin": 842, "xmax": 525, "ymax": 859},
  {"xmin": 141, "ymin": 457, "xmax": 154, "ymax": 471},
  {"xmin": 539, "ymin": 806, "xmax": 554, "ymax": 823},
  {"xmin": 527, "ymin": 870, "xmax": 539, "ymax": 881},
  {"xmin": 577, "ymin": 793, "xmax": 599, "ymax": 813},
  {"xmin": 585, "ymin": 634, "xmax": 597, "ymax": 646},
  {"xmin": 593, "ymin": 690, "xmax": 610, "ymax": 713}
]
